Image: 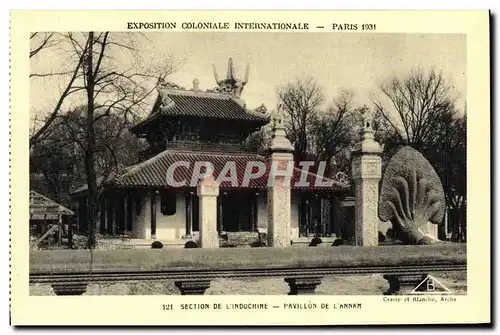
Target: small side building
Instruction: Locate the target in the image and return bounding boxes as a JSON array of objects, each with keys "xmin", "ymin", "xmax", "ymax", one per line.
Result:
[{"xmin": 29, "ymin": 190, "xmax": 74, "ymax": 249}]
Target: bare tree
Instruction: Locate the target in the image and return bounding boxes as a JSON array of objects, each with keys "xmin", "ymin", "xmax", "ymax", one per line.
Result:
[
  {"xmin": 310, "ymin": 89, "xmax": 354, "ymax": 164},
  {"xmin": 372, "ymin": 68, "xmax": 456, "ymax": 152},
  {"xmin": 30, "ymin": 32, "xmax": 58, "ymax": 59},
  {"xmin": 31, "ymin": 31, "xmax": 175, "ymax": 248},
  {"xmin": 30, "ymin": 34, "xmax": 87, "ymax": 147},
  {"xmin": 277, "ymin": 77, "xmax": 324, "ymax": 160}
]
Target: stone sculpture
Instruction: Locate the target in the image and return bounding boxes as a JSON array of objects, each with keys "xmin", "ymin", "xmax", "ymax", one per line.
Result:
[{"xmin": 378, "ymin": 146, "xmax": 445, "ymax": 245}]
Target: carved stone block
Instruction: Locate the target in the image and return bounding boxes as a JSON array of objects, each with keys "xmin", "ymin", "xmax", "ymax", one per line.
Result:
[
  {"xmin": 52, "ymin": 283, "xmax": 88, "ymax": 296},
  {"xmin": 352, "ymin": 156, "xmax": 382, "ymax": 180},
  {"xmin": 383, "ymin": 274, "xmax": 427, "ymax": 295},
  {"xmin": 175, "ymin": 280, "xmax": 211, "ymax": 295},
  {"xmin": 285, "ymin": 277, "xmax": 322, "ymax": 295}
]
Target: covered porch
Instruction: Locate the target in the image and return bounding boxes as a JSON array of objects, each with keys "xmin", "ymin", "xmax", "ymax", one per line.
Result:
[{"xmin": 75, "ymin": 186, "xmax": 349, "ymax": 247}]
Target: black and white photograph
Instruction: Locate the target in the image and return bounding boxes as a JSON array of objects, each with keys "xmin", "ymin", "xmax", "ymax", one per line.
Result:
[
  {"xmin": 28, "ymin": 30, "xmax": 467, "ymax": 296},
  {"xmin": 9, "ymin": 9, "xmax": 490, "ymax": 326}
]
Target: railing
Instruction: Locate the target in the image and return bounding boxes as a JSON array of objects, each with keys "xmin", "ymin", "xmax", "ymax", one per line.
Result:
[
  {"xmin": 29, "ymin": 244, "xmax": 466, "ymax": 295},
  {"xmin": 165, "ymin": 140, "xmax": 260, "ymax": 154}
]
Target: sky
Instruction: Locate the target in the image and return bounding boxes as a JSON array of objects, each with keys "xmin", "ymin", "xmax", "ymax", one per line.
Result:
[{"xmin": 30, "ymin": 32, "xmax": 466, "ymax": 125}]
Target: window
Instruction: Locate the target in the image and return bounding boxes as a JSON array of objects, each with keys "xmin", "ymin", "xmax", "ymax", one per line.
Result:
[{"xmin": 161, "ymin": 191, "xmax": 177, "ymax": 216}]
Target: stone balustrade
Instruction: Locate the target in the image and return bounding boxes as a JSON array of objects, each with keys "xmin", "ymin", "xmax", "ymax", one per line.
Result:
[{"xmin": 30, "ymin": 244, "xmax": 466, "ymax": 296}]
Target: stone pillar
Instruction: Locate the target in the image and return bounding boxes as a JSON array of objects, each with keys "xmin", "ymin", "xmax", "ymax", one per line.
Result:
[
  {"xmin": 150, "ymin": 190, "xmax": 157, "ymax": 239},
  {"xmin": 197, "ymin": 176, "xmax": 219, "ymax": 248},
  {"xmin": 267, "ymin": 116, "xmax": 294, "ymax": 247},
  {"xmin": 185, "ymin": 192, "xmax": 192, "ymax": 236},
  {"xmin": 351, "ymin": 109, "xmax": 382, "ymax": 246}
]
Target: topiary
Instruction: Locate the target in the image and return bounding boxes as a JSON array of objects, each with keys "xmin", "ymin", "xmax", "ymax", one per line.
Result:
[
  {"xmin": 309, "ymin": 237, "xmax": 323, "ymax": 247},
  {"xmin": 184, "ymin": 240, "xmax": 199, "ymax": 248},
  {"xmin": 250, "ymin": 240, "xmax": 266, "ymax": 247},
  {"xmin": 332, "ymin": 238, "xmax": 344, "ymax": 246},
  {"xmin": 151, "ymin": 241, "xmax": 163, "ymax": 249}
]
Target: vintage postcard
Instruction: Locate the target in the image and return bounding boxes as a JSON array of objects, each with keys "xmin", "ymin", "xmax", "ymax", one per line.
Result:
[{"xmin": 11, "ymin": 10, "xmax": 490, "ymax": 325}]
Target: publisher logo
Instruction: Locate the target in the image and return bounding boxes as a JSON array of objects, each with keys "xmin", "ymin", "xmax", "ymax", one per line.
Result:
[{"xmin": 411, "ymin": 275, "xmax": 452, "ymax": 294}]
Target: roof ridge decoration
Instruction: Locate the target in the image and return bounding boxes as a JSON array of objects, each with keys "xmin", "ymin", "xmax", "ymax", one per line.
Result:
[{"xmin": 210, "ymin": 57, "xmax": 249, "ymax": 98}]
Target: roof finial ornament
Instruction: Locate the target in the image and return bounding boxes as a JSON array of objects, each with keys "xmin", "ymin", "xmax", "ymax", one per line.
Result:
[
  {"xmin": 211, "ymin": 57, "xmax": 250, "ymax": 97},
  {"xmin": 359, "ymin": 105, "xmax": 374, "ymax": 130},
  {"xmin": 270, "ymin": 112, "xmax": 293, "ymax": 153}
]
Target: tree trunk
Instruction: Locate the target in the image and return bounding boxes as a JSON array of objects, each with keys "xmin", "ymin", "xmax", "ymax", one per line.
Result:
[{"xmin": 84, "ymin": 32, "xmax": 99, "ymax": 249}]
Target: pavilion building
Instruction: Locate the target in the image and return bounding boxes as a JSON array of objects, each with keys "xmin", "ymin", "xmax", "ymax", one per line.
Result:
[{"xmin": 71, "ymin": 59, "xmax": 351, "ymax": 246}]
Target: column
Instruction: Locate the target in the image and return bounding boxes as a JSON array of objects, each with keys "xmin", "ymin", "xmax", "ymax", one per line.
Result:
[
  {"xmin": 57, "ymin": 215, "xmax": 62, "ymax": 246},
  {"xmin": 250, "ymin": 192, "xmax": 258, "ymax": 232},
  {"xmin": 112, "ymin": 194, "xmax": 117, "ymax": 237},
  {"xmin": 185, "ymin": 192, "xmax": 192, "ymax": 236},
  {"xmin": 125, "ymin": 193, "xmax": 134, "ymax": 236},
  {"xmin": 217, "ymin": 195, "xmax": 223, "ymax": 232},
  {"xmin": 351, "ymin": 109, "xmax": 382, "ymax": 246},
  {"xmin": 267, "ymin": 116, "xmax": 294, "ymax": 247},
  {"xmin": 150, "ymin": 190, "xmax": 157, "ymax": 239},
  {"xmin": 106, "ymin": 195, "xmax": 113, "ymax": 234},
  {"xmin": 99, "ymin": 196, "xmax": 106, "ymax": 233},
  {"xmin": 197, "ymin": 176, "xmax": 219, "ymax": 248},
  {"xmin": 123, "ymin": 194, "xmax": 129, "ymax": 236}
]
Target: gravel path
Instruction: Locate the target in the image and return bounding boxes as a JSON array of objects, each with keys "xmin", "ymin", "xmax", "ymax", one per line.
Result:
[{"xmin": 30, "ymin": 272, "xmax": 466, "ymax": 296}]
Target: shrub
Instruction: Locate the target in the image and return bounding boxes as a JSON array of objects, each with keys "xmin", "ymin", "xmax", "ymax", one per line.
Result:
[
  {"xmin": 184, "ymin": 241, "xmax": 199, "ymax": 248},
  {"xmin": 309, "ymin": 237, "xmax": 323, "ymax": 247},
  {"xmin": 71, "ymin": 235, "xmax": 89, "ymax": 249},
  {"xmin": 378, "ymin": 231, "xmax": 386, "ymax": 243},
  {"xmin": 332, "ymin": 238, "xmax": 344, "ymax": 246},
  {"xmin": 250, "ymin": 240, "xmax": 266, "ymax": 247},
  {"xmin": 151, "ymin": 241, "xmax": 164, "ymax": 249}
]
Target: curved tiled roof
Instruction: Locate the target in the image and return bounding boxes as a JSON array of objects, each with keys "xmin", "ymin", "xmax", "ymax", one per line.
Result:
[
  {"xmin": 109, "ymin": 150, "xmax": 349, "ymax": 192},
  {"xmin": 131, "ymin": 90, "xmax": 269, "ymax": 132}
]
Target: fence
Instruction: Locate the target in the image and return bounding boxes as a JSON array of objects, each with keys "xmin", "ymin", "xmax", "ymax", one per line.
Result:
[{"xmin": 30, "ymin": 244, "xmax": 466, "ymax": 295}]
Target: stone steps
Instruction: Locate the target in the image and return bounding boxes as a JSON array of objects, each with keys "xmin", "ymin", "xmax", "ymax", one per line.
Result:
[{"xmin": 221, "ymin": 232, "xmax": 260, "ymax": 247}]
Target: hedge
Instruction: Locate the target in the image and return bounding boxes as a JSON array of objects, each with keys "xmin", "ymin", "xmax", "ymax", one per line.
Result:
[{"xmin": 30, "ymin": 244, "xmax": 466, "ymax": 274}]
